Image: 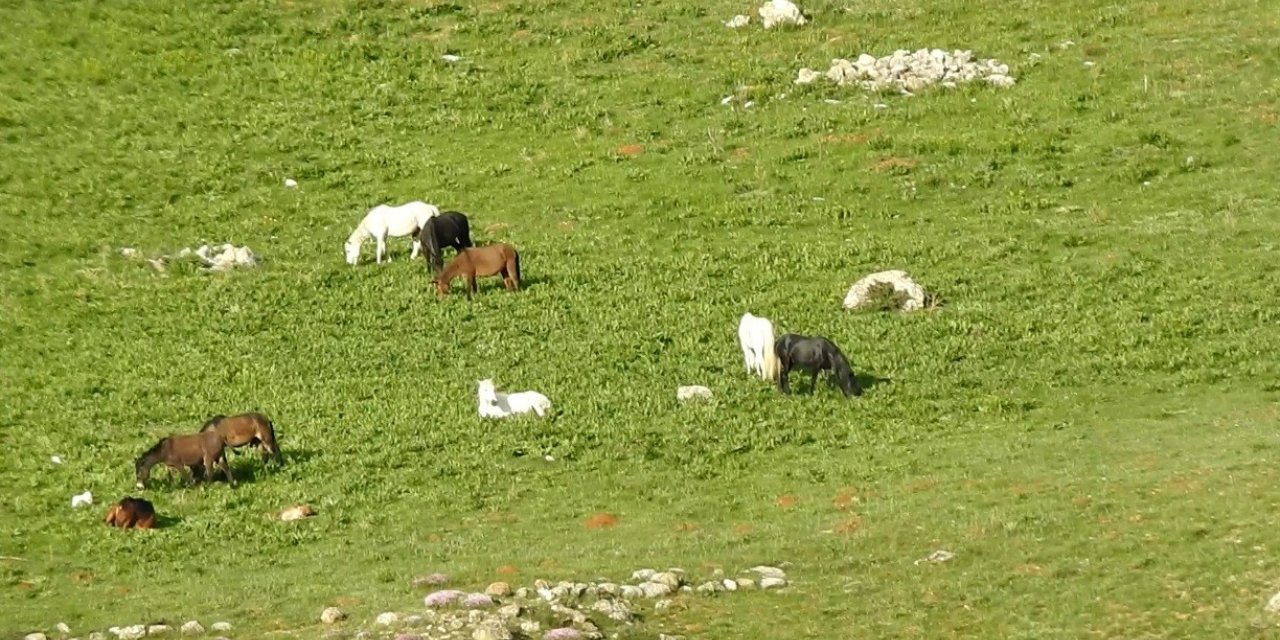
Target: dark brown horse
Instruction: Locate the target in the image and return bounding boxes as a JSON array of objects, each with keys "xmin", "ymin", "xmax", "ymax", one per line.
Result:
[
  {"xmin": 135, "ymin": 430, "xmax": 234, "ymax": 489},
  {"xmin": 104, "ymin": 497, "xmax": 157, "ymax": 529},
  {"xmin": 199, "ymin": 412, "xmax": 283, "ymax": 466},
  {"xmin": 434, "ymin": 243, "xmax": 521, "ymax": 300}
]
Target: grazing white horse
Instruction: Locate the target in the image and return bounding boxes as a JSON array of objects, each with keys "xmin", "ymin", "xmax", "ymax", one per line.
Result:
[
  {"xmin": 477, "ymin": 378, "xmax": 552, "ymax": 418},
  {"xmin": 738, "ymin": 312, "xmax": 780, "ymax": 381},
  {"xmin": 344, "ymin": 200, "xmax": 441, "ymax": 265}
]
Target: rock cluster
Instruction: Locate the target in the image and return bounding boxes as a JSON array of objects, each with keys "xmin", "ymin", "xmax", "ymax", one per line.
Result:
[{"xmin": 796, "ymin": 49, "xmax": 1015, "ymax": 94}]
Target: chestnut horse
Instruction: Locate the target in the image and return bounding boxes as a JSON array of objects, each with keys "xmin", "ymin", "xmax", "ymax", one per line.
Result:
[
  {"xmin": 199, "ymin": 412, "xmax": 284, "ymax": 466},
  {"xmin": 105, "ymin": 497, "xmax": 157, "ymax": 529},
  {"xmin": 434, "ymin": 243, "xmax": 521, "ymax": 300},
  {"xmin": 135, "ymin": 430, "xmax": 234, "ymax": 489}
]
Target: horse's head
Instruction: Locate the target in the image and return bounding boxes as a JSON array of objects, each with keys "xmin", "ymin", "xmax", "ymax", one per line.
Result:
[
  {"xmin": 134, "ymin": 457, "xmax": 151, "ymax": 489},
  {"xmin": 477, "ymin": 379, "xmax": 497, "ymax": 401},
  {"xmin": 343, "ymin": 240, "xmax": 360, "ymax": 265},
  {"xmin": 434, "ymin": 276, "xmax": 449, "ymax": 297}
]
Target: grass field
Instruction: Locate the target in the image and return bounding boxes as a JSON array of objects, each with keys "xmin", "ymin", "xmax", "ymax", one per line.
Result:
[{"xmin": 3, "ymin": 0, "xmax": 1280, "ymax": 637}]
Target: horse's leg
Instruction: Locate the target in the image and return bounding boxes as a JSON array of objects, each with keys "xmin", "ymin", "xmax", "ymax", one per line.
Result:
[
  {"xmin": 466, "ymin": 274, "xmax": 477, "ymax": 300},
  {"xmin": 376, "ymin": 234, "xmax": 386, "ymax": 263},
  {"xmin": 410, "ymin": 231, "xmax": 421, "ymax": 260},
  {"xmin": 220, "ymin": 453, "xmax": 236, "ymax": 487},
  {"xmin": 778, "ymin": 361, "xmax": 791, "ymax": 394},
  {"xmin": 809, "ymin": 370, "xmax": 819, "ymax": 394}
]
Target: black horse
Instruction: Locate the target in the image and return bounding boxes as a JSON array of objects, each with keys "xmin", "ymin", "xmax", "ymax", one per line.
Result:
[
  {"xmin": 422, "ymin": 211, "xmax": 474, "ymax": 273},
  {"xmin": 773, "ymin": 333, "xmax": 863, "ymax": 397}
]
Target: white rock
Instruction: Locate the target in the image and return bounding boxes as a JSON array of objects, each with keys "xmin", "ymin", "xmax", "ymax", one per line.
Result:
[
  {"xmin": 320, "ymin": 607, "xmax": 346, "ymax": 624},
  {"xmin": 750, "ymin": 566, "xmax": 787, "ymax": 579},
  {"xmin": 146, "ymin": 625, "xmax": 171, "ymax": 635},
  {"xmin": 56, "ymin": 623, "xmax": 71, "ymax": 634},
  {"xmin": 120, "ymin": 248, "xmax": 139, "ymax": 258},
  {"xmin": 676, "ymin": 385, "xmax": 713, "ymax": 402},
  {"xmin": 650, "ymin": 571, "xmax": 682, "ymax": 589},
  {"xmin": 760, "ymin": 577, "xmax": 787, "ymax": 589},
  {"xmin": 1266, "ymin": 591, "xmax": 1280, "ymax": 613},
  {"xmin": 722, "ymin": 578, "xmax": 738, "ymax": 591},
  {"xmin": 794, "ymin": 68, "xmax": 820, "ymax": 85},
  {"xmin": 88, "ymin": 633, "xmax": 105, "ymax": 640},
  {"xmin": 517, "ymin": 620, "xmax": 540, "ymax": 635},
  {"xmin": 283, "ymin": 178, "xmax": 298, "ymax": 188},
  {"xmin": 654, "ymin": 599, "xmax": 672, "ymax": 611},
  {"xmin": 51, "ymin": 456, "xmax": 63, "ymax": 465},
  {"xmin": 735, "ymin": 578, "xmax": 755, "ymax": 589},
  {"xmin": 180, "ymin": 621, "xmax": 204, "ymax": 635},
  {"xmin": 630, "ymin": 569, "xmax": 656, "ymax": 582},
  {"xmin": 639, "ymin": 581, "xmax": 673, "ymax": 598},
  {"xmin": 758, "ymin": 0, "xmax": 807, "ymax": 28},
  {"xmin": 724, "ymin": 14, "xmax": 749, "ymax": 28},
  {"xmin": 209, "ymin": 623, "xmax": 232, "ymax": 632},
  {"xmin": 71, "ymin": 491, "xmax": 92, "ymax": 508},
  {"xmin": 375, "ymin": 612, "xmax": 398, "ymax": 626},
  {"xmin": 590, "ymin": 598, "xmax": 632, "ymax": 622},
  {"xmin": 24, "ymin": 633, "xmax": 47, "ymax": 640},
  {"xmin": 927, "ymin": 549, "xmax": 955, "ymax": 563},
  {"xmin": 112, "ymin": 626, "xmax": 145, "ymax": 640},
  {"xmin": 442, "ymin": 54, "xmax": 462, "ymax": 62},
  {"xmin": 620, "ymin": 585, "xmax": 644, "ymax": 599},
  {"xmin": 843, "ymin": 269, "xmax": 927, "ymax": 311}
]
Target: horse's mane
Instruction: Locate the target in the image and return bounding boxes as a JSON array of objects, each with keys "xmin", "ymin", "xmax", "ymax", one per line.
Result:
[{"xmin": 135, "ymin": 437, "xmax": 167, "ymax": 465}]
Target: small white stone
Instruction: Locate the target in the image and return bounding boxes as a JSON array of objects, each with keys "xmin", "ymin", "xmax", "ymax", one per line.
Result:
[
  {"xmin": 639, "ymin": 582, "xmax": 673, "ymax": 598},
  {"xmin": 51, "ymin": 456, "xmax": 63, "ymax": 465},
  {"xmin": 375, "ymin": 612, "xmax": 398, "ymax": 626},
  {"xmin": 210, "ymin": 623, "xmax": 232, "ymax": 632},
  {"xmin": 442, "ymin": 54, "xmax": 461, "ymax": 62},
  {"xmin": 283, "ymin": 178, "xmax": 298, "ymax": 188},
  {"xmin": 180, "ymin": 621, "xmax": 204, "ymax": 635},
  {"xmin": 750, "ymin": 566, "xmax": 787, "ymax": 579},
  {"xmin": 71, "ymin": 491, "xmax": 92, "ymax": 508},
  {"xmin": 724, "ymin": 14, "xmax": 749, "ymax": 28},
  {"xmin": 722, "ymin": 578, "xmax": 738, "ymax": 591},
  {"xmin": 630, "ymin": 569, "xmax": 656, "ymax": 582},
  {"xmin": 24, "ymin": 633, "xmax": 48, "ymax": 640},
  {"xmin": 56, "ymin": 623, "xmax": 71, "ymax": 635},
  {"xmin": 145, "ymin": 625, "xmax": 170, "ymax": 636},
  {"xmin": 1265, "ymin": 590, "xmax": 1280, "ymax": 613},
  {"xmin": 320, "ymin": 607, "xmax": 346, "ymax": 624},
  {"xmin": 761, "ymin": 577, "xmax": 787, "ymax": 589}
]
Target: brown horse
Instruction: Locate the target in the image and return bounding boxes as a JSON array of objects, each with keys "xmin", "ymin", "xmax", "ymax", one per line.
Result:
[
  {"xmin": 135, "ymin": 430, "xmax": 234, "ymax": 489},
  {"xmin": 104, "ymin": 497, "xmax": 157, "ymax": 529},
  {"xmin": 434, "ymin": 243, "xmax": 521, "ymax": 300},
  {"xmin": 199, "ymin": 412, "xmax": 284, "ymax": 466}
]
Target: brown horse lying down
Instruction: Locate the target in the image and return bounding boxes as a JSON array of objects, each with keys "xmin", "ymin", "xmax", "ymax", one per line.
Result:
[
  {"xmin": 135, "ymin": 429, "xmax": 234, "ymax": 489},
  {"xmin": 199, "ymin": 412, "xmax": 283, "ymax": 466},
  {"xmin": 434, "ymin": 243, "xmax": 521, "ymax": 300},
  {"xmin": 105, "ymin": 497, "xmax": 156, "ymax": 529}
]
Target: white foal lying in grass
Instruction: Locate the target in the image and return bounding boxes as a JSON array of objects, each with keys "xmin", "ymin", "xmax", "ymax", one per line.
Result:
[
  {"xmin": 344, "ymin": 200, "xmax": 441, "ymax": 265},
  {"xmin": 477, "ymin": 378, "xmax": 552, "ymax": 418},
  {"xmin": 738, "ymin": 311, "xmax": 780, "ymax": 381}
]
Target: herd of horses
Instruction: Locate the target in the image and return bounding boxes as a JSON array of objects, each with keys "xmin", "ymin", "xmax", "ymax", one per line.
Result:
[{"xmin": 119, "ymin": 200, "xmax": 863, "ymax": 510}]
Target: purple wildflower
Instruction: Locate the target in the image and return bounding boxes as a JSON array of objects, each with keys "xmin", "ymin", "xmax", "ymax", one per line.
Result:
[
  {"xmin": 543, "ymin": 628, "xmax": 582, "ymax": 640},
  {"xmin": 463, "ymin": 593, "xmax": 494, "ymax": 608},
  {"xmin": 423, "ymin": 589, "xmax": 465, "ymax": 607}
]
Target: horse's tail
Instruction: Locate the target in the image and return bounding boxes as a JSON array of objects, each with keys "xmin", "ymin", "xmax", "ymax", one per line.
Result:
[
  {"xmin": 513, "ymin": 248, "xmax": 522, "ymax": 284},
  {"xmin": 262, "ymin": 417, "xmax": 284, "ymax": 465},
  {"xmin": 761, "ymin": 321, "xmax": 780, "ymax": 381}
]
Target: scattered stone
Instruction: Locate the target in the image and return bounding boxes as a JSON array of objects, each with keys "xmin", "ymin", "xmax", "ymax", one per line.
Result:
[
  {"xmin": 749, "ymin": 566, "xmax": 787, "ymax": 580},
  {"xmin": 676, "ymin": 385, "xmax": 713, "ymax": 402},
  {"xmin": 145, "ymin": 626, "xmax": 170, "ymax": 636},
  {"xmin": 518, "ymin": 621, "xmax": 541, "ymax": 636},
  {"xmin": 56, "ymin": 623, "xmax": 71, "ymax": 635},
  {"xmin": 111, "ymin": 626, "xmax": 145, "ymax": 640},
  {"xmin": 922, "ymin": 549, "xmax": 955, "ymax": 564},
  {"xmin": 722, "ymin": 578, "xmax": 738, "ymax": 591},
  {"xmin": 760, "ymin": 577, "xmax": 787, "ymax": 589},
  {"xmin": 724, "ymin": 14, "xmax": 749, "ymax": 28},
  {"xmin": 486, "ymin": 581, "xmax": 512, "ymax": 597},
  {"xmin": 654, "ymin": 599, "xmax": 673, "ymax": 612},
  {"xmin": 650, "ymin": 572, "xmax": 682, "ymax": 589},
  {"xmin": 24, "ymin": 633, "xmax": 47, "ymax": 640},
  {"xmin": 638, "ymin": 582, "xmax": 673, "ymax": 598},
  {"xmin": 71, "ymin": 491, "xmax": 93, "ymax": 508},
  {"xmin": 735, "ymin": 578, "xmax": 756, "ymax": 590},
  {"xmin": 375, "ymin": 612, "xmax": 399, "ymax": 626},
  {"xmin": 119, "ymin": 247, "xmax": 140, "ymax": 258},
  {"xmin": 758, "ymin": 0, "xmax": 807, "ymax": 28},
  {"xmin": 321, "ymin": 607, "xmax": 346, "ymax": 624},
  {"xmin": 415, "ymin": 573, "xmax": 450, "ymax": 588},
  {"xmin": 630, "ymin": 569, "xmax": 656, "ymax": 582},
  {"xmin": 284, "ymin": 178, "xmax": 298, "ymax": 188},
  {"xmin": 589, "ymin": 598, "xmax": 632, "ymax": 622},
  {"xmin": 620, "ymin": 585, "xmax": 643, "ymax": 599},
  {"xmin": 442, "ymin": 54, "xmax": 462, "ymax": 63},
  {"xmin": 799, "ymin": 49, "xmax": 1014, "ymax": 94},
  {"xmin": 425, "ymin": 589, "xmax": 466, "ymax": 607},
  {"xmin": 279, "ymin": 504, "xmax": 315, "ymax": 521},
  {"xmin": 497, "ymin": 603, "xmax": 522, "ymax": 619},
  {"xmin": 210, "ymin": 623, "xmax": 232, "ymax": 632},
  {"xmin": 595, "ymin": 582, "xmax": 618, "ymax": 596},
  {"xmin": 514, "ymin": 587, "xmax": 531, "ymax": 599},
  {"xmin": 470, "ymin": 620, "xmax": 510, "ymax": 640},
  {"xmin": 843, "ymin": 269, "xmax": 928, "ymax": 312},
  {"xmin": 88, "ymin": 634, "xmax": 105, "ymax": 640},
  {"xmin": 193, "ymin": 244, "xmax": 258, "ymax": 272},
  {"xmin": 180, "ymin": 621, "xmax": 204, "ymax": 635},
  {"xmin": 1266, "ymin": 591, "xmax": 1280, "ymax": 613}
]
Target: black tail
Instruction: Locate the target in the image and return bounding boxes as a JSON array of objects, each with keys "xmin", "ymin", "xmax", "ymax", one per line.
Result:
[{"xmin": 514, "ymin": 250, "xmax": 522, "ymax": 283}]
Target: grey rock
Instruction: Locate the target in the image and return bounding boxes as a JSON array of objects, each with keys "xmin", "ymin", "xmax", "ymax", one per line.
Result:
[
  {"xmin": 56, "ymin": 624, "xmax": 72, "ymax": 635},
  {"xmin": 515, "ymin": 588, "xmax": 531, "ymax": 599},
  {"xmin": 320, "ymin": 607, "xmax": 346, "ymax": 624},
  {"xmin": 639, "ymin": 582, "xmax": 673, "ymax": 598},
  {"xmin": 24, "ymin": 634, "xmax": 47, "ymax": 640},
  {"xmin": 88, "ymin": 634, "xmax": 105, "ymax": 640},
  {"xmin": 596, "ymin": 583, "xmax": 619, "ymax": 596},
  {"xmin": 375, "ymin": 612, "xmax": 399, "ymax": 626},
  {"xmin": 761, "ymin": 577, "xmax": 787, "ymax": 589},
  {"xmin": 517, "ymin": 620, "xmax": 541, "ymax": 635},
  {"xmin": 650, "ymin": 572, "xmax": 681, "ymax": 589},
  {"xmin": 145, "ymin": 626, "xmax": 171, "ymax": 636},
  {"xmin": 1267, "ymin": 591, "xmax": 1280, "ymax": 613},
  {"xmin": 654, "ymin": 599, "xmax": 673, "ymax": 612},
  {"xmin": 180, "ymin": 621, "xmax": 204, "ymax": 635},
  {"xmin": 749, "ymin": 566, "xmax": 787, "ymax": 580},
  {"xmin": 735, "ymin": 578, "xmax": 756, "ymax": 590},
  {"xmin": 589, "ymin": 598, "xmax": 632, "ymax": 622},
  {"xmin": 695, "ymin": 581, "xmax": 722, "ymax": 595},
  {"xmin": 210, "ymin": 623, "xmax": 232, "ymax": 632},
  {"xmin": 630, "ymin": 569, "xmax": 656, "ymax": 582},
  {"xmin": 619, "ymin": 585, "xmax": 644, "ymax": 599}
]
